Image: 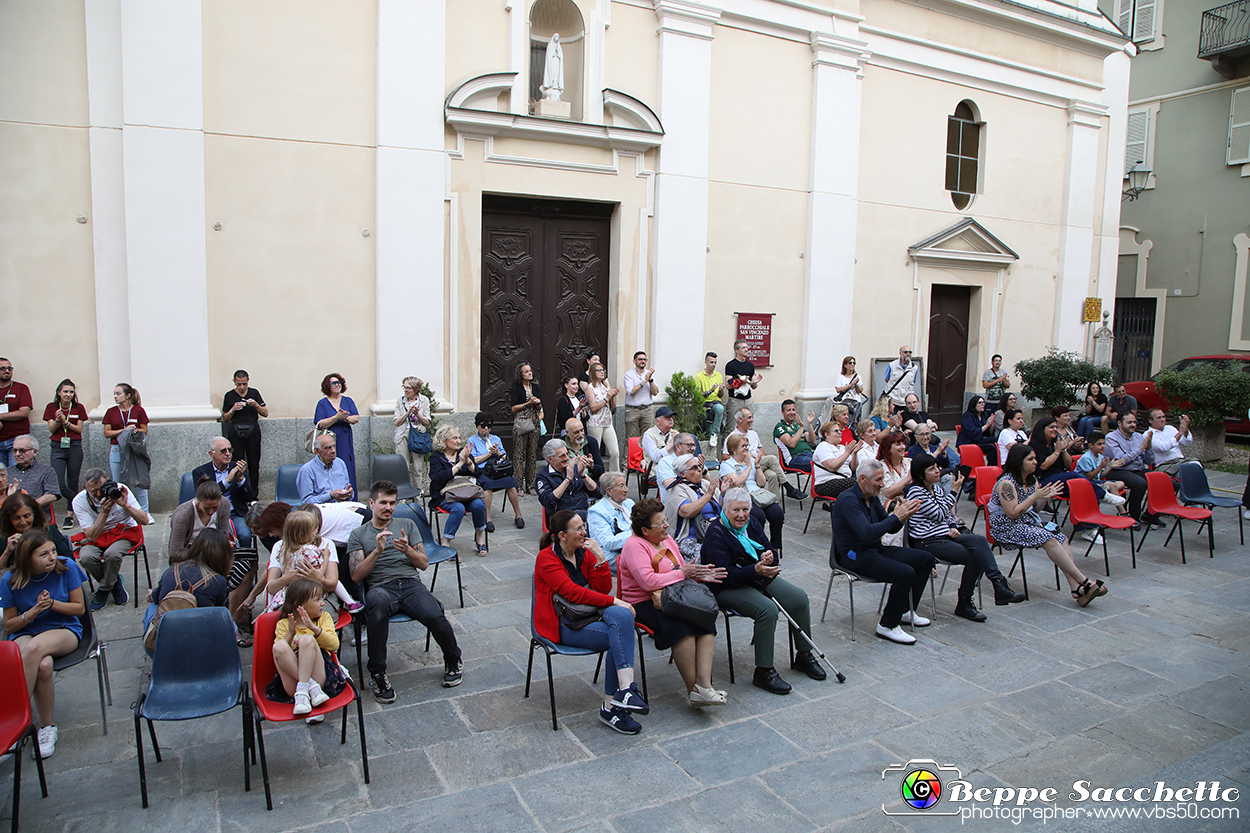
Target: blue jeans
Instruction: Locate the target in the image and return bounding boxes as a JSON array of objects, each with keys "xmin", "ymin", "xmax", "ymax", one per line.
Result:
[
  {"xmin": 788, "ymin": 451, "xmax": 813, "ymax": 472},
  {"xmin": 109, "ymin": 445, "xmax": 149, "ymax": 513},
  {"xmin": 1077, "ymin": 415, "xmax": 1115, "ymax": 437},
  {"xmin": 558, "ymin": 605, "xmax": 635, "ymax": 695},
  {"xmin": 231, "ymin": 512, "xmax": 253, "ymax": 550},
  {"xmin": 0, "ymin": 439, "xmax": 12, "ymax": 466},
  {"xmin": 439, "ymin": 498, "xmax": 486, "ymax": 539}
]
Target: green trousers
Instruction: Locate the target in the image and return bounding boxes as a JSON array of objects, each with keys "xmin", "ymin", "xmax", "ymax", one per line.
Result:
[{"xmin": 716, "ymin": 577, "xmax": 811, "ymax": 669}]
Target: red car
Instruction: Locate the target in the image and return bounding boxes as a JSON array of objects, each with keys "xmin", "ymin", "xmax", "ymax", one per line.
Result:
[{"xmin": 1123, "ymin": 355, "xmax": 1250, "ymax": 434}]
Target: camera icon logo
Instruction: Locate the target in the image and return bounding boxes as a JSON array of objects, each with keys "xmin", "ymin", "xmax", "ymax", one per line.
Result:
[{"xmin": 882, "ymin": 759, "xmax": 963, "ymax": 816}]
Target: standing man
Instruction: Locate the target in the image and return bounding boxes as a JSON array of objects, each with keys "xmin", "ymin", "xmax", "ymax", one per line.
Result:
[
  {"xmin": 724, "ymin": 340, "xmax": 763, "ymax": 410},
  {"xmin": 981, "ymin": 354, "xmax": 1010, "ymax": 403},
  {"xmin": 1144, "ymin": 409, "xmax": 1194, "ymax": 476},
  {"xmin": 193, "ymin": 437, "xmax": 254, "ymax": 547},
  {"xmin": 1104, "ymin": 413, "xmax": 1164, "ymax": 529},
  {"xmin": 693, "ymin": 352, "xmax": 726, "ymax": 446},
  {"xmin": 221, "ymin": 370, "xmax": 267, "ymax": 501},
  {"xmin": 772, "ymin": 400, "xmax": 818, "ymax": 474},
  {"xmin": 0, "ymin": 359, "xmax": 33, "ymax": 465},
  {"xmin": 347, "ymin": 481, "xmax": 462, "ymax": 703},
  {"xmin": 623, "ymin": 351, "xmax": 658, "ymax": 440},
  {"xmin": 884, "ymin": 346, "xmax": 920, "ymax": 410}
]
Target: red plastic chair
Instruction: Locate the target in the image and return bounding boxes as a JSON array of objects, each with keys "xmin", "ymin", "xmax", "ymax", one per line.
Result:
[
  {"xmin": 625, "ymin": 437, "xmax": 655, "ymax": 498},
  {"xmin": 69, "ymin": 526, "xmax": 152, "ymax": 608},
  {"xmin": 249, "ymin": 611, "xmax": 370, "ymax": 811},
  {"xmin": 1066, "ymin": 478, "xmax": 1135, "ymax": 576},
  {"xmin": 984, "ymin": 495, "xmax": 1061, "ymax": 599},
  {"xmin": 1136, "ymin": 471, "xmax": 1213, "ymax": 564},
  {"xmin": 968, "ymin": 466, "xmax": 1002, "ymax": 534},
  {"xmin": 803, "ymin": 464, "xmax": 841, "ymax": 534},
  {"xmin": 775, "ymin": 440, "xmax": 810, "ymax": 511},
  {"xmin": 0, "ymin": 641, "xmax": 48, "ymax": 832}
]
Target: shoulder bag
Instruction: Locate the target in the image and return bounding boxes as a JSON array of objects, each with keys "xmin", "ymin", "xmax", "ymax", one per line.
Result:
[
  {"xmin": 408, "ymin": 425, "xmax": 433, "ymax": 454},
  {"xmin": 305, "ymin": 426, "xmax": 331, "ymax": 454},
  {"xmin": 552, "ymin": 593, "xmax": 603, "ymax": 630},
  {"xmin": 442, "ymin": 476, "xmax": 485, "ymax": 504}
]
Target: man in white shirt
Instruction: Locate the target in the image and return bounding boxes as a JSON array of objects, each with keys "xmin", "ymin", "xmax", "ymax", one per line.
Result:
[
  {"xmin": 1144, "ymin": 409, "xmax": 1194, "ymax": 476},
  {"xmin": 622, "ymin": 351, "xmax": 659, "ymax": 440},
  {"xmin": 73, "ymin": 467, "xmax": 150, "ymax": 610},
  {"xmin": 721, "ymin": 408, "xmax": 786, "ymax": 501}
]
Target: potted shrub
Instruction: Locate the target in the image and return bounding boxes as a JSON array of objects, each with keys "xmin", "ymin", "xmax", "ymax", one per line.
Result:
[
  {"xmin": 665, "ymin": 372, "xmax": 709, "ymax": 441},
  {"xmin": 1014, "ymin": 349, "xmax": 1115, "ymax": 420},
  {"xmin": 1154, "ymin": 364, "xmax": 1250, "ymax": 461}
]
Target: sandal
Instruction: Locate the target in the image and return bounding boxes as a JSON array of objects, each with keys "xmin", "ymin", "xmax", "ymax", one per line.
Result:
[
  {"xmin": 236, "ymin": 633, "xmax": 254, "ymax": 648},
  {"xmin": 476, "ymin": 543, "xmax": 489, "ymax": 556},
  {"xmin": 1073, "ymin": 579, "xmax": 1106, "ymax": 608}
]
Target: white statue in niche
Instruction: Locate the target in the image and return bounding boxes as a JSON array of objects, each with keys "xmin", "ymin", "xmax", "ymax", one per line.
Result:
[{"xmin": 540, "ymin": 33, "xmax": 564, "ymax": 101}]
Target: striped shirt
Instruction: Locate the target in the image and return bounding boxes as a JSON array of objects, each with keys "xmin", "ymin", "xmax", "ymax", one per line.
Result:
[{"xmin": 905, "ymin": 484, "xmax": 958, "ymax": 541}]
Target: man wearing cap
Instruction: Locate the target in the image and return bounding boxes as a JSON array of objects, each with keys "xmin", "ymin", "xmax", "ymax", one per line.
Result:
[{"xmin": 641, "ymin": 406, "xmax": 676, "ymax": 473}]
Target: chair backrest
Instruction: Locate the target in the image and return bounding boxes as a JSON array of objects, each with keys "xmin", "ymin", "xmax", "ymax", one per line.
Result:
[
  {"xmin": 179, "ymin": 472, "xmax": 196, "ymax": 505},
  {"xmin": 626, "ymin": 437, "xmax": 644, "ymax": 473},
  {"xmin": 393, "ymin": 503, "xmax": 437, "ymax": 548},
  {"xmin": 1065, "ymin": 477, "xmax": 1102, "ymax": 522},
  {"xmin": 974, "ymin": 466, "xmax": 1001, "ymax": 505},
  {"xmin": 1176, "ymin": 461, "xmax": 1211, "ymax": 503},
  {"xmin": 958, "ymin": 444, "xmax": 987, "ymax": 470},
  {"xmin": 809, "ymin": 463, "xmax": 821, "ymax": 498},
  {"xmin": 251, "ymin": 610, "xmax": 282, "ymax": 695},
  {"xmin": 0, "ymin": 642, "xmax": 34, "ymax": 746},
  {"xmin": 982, "ymin": 507, "xmax": 996, "ymax": 546},
  {"xmin": 146, "ymin": 608, "xmax": 242, "ymax": 718},
  {"xmin": 275, "ymin": 465, "xmax": 302, "ymax": 505},
  {"xmin": 1145, "ymin": 471, "xmax": 1182, "ymax": 514},
  {"xmin": 372, "ymin": 455, "xmax": 417, "ymax": 495}
]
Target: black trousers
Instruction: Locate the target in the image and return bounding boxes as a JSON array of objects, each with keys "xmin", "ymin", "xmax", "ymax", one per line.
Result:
[
  {"xmin": 364, "ymin": 578, "xmax": 459, "ymax": 675},
  {"xmin": 227, "ymin": 423, "xmax": 262, "ymax": 502},
  {"xmin": 913, "ymin": 533, "xmax": 998, "ymax": 599},
  {"xmin": 1106, "ymin": 467, "xmax": 1151, "ymax": 521},
  {"xmin": 836, "ymin": 546, "xmax": 934, "ymax": 629}
]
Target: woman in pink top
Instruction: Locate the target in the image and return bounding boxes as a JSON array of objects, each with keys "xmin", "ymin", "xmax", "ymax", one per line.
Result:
[{"xmin": 617, "ymin": 498, "xmax": 728, "ymax": 708}]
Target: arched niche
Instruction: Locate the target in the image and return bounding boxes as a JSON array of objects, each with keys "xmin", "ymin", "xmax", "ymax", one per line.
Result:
[{"xmin": 529, "ymin": 0, "xmax": 585, "ymax": 120}]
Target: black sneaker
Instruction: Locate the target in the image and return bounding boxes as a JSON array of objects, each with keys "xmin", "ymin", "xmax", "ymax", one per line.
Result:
[
  {"xmin": 111, "ymin": 576, "xmax": 128, "ymax": 606},
  {"xmin": 371, "ymin": 671, "xmax": 396, "ymax": 704},
  {"xmin": 598, "ymin": 705, "xmax": 642, "ymax": 735},
  {"xmin": 89, "ymin": 589, "xmax": 109, "ymax": 612},
  {"xmin": 442, "ymin": 659, "xmax": 463, "ymax": 688},
  {"xmin": 484, "ymin": 521, "xmax": 496, "ymax": 533},
  {"xmin": 784, "ymin": 484, "xmax": 805, "ymax": 501},
  {"xmin": 610, "ymin": 683, "xmax": 649, "ymax": 714}
]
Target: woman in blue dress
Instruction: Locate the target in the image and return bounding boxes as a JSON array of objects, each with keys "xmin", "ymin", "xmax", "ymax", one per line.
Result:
[{"xmin": 314, "ymin": 372, "xmax": 360, "ymax": 494}]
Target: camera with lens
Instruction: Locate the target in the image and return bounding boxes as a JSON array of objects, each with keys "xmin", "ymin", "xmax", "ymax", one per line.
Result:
[{"xmin": 99, "ymin": 481, "xmax": 125, "ymax": 501}]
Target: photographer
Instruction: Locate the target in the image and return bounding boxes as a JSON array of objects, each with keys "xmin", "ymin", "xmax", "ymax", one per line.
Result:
[{"xmin": 71, "ymin": 468, "xmax": 150, "ymax": 610}]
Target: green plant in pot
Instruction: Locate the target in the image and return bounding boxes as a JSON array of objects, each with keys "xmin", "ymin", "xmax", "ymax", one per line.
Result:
[
  {"xmin": 1154, "ymin": 365, "xmax": 1250, "ymax": 461},
  {"xmin": 665, "ymin": 372, "xmax": 709, "ymax": 441},
  {"xmin": 1015, "ymin": 349, "xmax": 1115, "ymax": 414}
]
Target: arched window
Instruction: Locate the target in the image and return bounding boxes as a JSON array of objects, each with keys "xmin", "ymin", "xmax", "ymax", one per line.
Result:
[
  {"xmin": 530, "ymin": 0, "xmax": 585, "ymax": 120},
  {"xmin": 946, "ymin": 101, "xmax": 983, "ymax": 210}
]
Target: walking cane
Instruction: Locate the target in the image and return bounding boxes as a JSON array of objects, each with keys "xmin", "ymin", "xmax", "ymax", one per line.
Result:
[{"xmin": 772, "ymin": 597, "xmax": 846, "ymax": 683}]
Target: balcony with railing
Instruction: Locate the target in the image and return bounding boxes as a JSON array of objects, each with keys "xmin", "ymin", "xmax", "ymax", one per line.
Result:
[{"xmin": 1199, "ymin": 1, "xmax": 1250, "ymax": 77}]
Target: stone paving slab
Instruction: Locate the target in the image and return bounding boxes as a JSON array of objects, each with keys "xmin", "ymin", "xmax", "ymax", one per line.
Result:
[{"xmin": 2, "ymin": 482, "xmax": 1247, "ymax": 832}]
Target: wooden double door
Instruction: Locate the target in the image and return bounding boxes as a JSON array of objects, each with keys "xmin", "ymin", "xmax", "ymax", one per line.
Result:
[
  {"xmin": 480, "ymin": 196, "xmax": 613, "ymax": 444},
  {"xmin": 926, "ymin": 284, "xmax": 972, "ymax": 429}
]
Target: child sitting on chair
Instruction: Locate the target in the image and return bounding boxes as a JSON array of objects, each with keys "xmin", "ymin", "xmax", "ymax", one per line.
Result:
[{"xmin": 266, "ymin": 577, "xmax": 348, "ymax": 715}]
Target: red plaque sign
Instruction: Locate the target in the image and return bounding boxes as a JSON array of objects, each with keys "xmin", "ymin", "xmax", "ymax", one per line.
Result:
[{"xmin": 735, "ymin": 312, "xmax": 774, "ymax": 368}]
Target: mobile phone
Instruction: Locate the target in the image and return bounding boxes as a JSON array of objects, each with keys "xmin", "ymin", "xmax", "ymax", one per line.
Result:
[{"xmin": 1043, "ymin": 521, "xmax": 1058, "ymax": 533}]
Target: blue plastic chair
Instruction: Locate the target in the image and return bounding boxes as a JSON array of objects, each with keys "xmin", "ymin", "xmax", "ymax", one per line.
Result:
[
  {"xmin": 178, "ymin": 472, "xmax": 195, "ymax": 505},
  {"xmin": 372, "ymin": 454, "xmax": 420, "ymax": 503},
  {"xmin": 52, "ymin": 593, "xmax": 112, "ymax": 734},
  {"xmin": 274, "ymin": 465, "xmax": 302, "ymax": 506},
  {"xmin": 1177, "ymin": 460, "xmax": 1243, "ymax": 546},
  {"xmin": 524, "ymin": 578, "xmax": 605, "ymax": 730},
  {"xmin": 134, "ymin": 608, "xmax": 250, "ymax": 808}
]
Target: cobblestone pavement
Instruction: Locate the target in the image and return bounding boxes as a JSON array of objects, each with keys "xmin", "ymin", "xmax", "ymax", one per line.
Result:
[{"xmin": 3, "ymin": 472, "xmax": 1247, "ymax": 832}]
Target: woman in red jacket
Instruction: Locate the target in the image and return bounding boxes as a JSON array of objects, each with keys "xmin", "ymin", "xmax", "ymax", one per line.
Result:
[{"xmin": 534, "ymin": 510, "xmax": 648, "ymax": 734}]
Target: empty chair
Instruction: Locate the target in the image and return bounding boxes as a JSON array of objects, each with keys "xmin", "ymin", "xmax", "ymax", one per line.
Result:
[
  {"xmin": 51, "ymin": 600, "xmax": 112, "ymax": 734},
  {"xmin": 1136, "ymin": 471, "xmax": 1214, "ymax": 564},
  {"xmin": 968, "ymin": 465, "xmax": 1002, "ymax": 534},
  {"xmin": 0, "ymin": 641, "xmax": 49, "ymax": 833},
  {"xmin": 1065, "ymin": 477, "xmax": 1135, "ymax": 576},
  {"xmin": 274, "ymin": 465, "xmax": 303, "ymax": 506},
  {"xmin": 371, "ymin": 454, "xmax": 420, "ymax": 502},
  {"xmin": 178, "ymin": 472, "xmax": 195, "ymax": 505},
  {"xmin": 1177, "ymin": 461, "xmax": 1243, "ymax": 546},
  {"xmin": 134, "ymin": 608, "xmax": 249, "ymax": 809}
]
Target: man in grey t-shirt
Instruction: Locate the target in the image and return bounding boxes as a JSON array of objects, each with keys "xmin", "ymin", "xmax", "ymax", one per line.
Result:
[
  {"xmin": 981, "ymin": 354, "xmax": 1010, "ymax": 402},
  {"xmin": 347, "ymin": 480, "xmax": 462, "ymax": 703}
]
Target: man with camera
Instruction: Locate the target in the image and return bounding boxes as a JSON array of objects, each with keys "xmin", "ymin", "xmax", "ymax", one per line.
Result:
[{"xmin": 72, "ymin": 468, "xmax": 150, "ymax": 610}]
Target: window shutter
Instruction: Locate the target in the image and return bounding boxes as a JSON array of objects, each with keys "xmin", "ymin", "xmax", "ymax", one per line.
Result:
[
  {"xmin": 1118, "ymin": 0, "xmax": 1132, "ymax": 36},
  {"xmin": 1229, "ymin": 87, "xmax": 1250, "ymax": 166},
  {"xmin": 1133, "ymin": 0, "xmax": 1156, "ymax": 43},
  {"xmin": 1125, "ymin": 110, "xmax": 1148, "ymax": 175}
]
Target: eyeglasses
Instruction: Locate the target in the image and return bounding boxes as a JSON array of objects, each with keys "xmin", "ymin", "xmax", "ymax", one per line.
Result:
[
  {"xmin": 901, "ymin": 351, "xmax": 912, "ymax": 355},
  {"xmin": 0, "ymin": 366, "xmax": 12, "ymax": 372},
  {"xmin": 646, "ymin": 521, "xmax": 670, "ymax": 528},
  {"xmin": 14, "ymin": 447, "xmax": 34, "ymax": 455},
  {"xmin": 330, "ymin": 380, "xmax": 342, "ymax": 387}
]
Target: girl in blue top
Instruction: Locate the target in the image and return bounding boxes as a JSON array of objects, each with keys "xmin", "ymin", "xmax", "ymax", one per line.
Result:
[{"xmin": 0, "ymin": 530, "xmax": 87, "ymax": 759}]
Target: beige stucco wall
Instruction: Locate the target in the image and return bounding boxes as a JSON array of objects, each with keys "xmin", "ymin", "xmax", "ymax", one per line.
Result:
[
  {"xmin": 447, "ymin": 0, "xmax": 512, "ymax": 91},
  {"xmin": 605, "ymin": 1, "xmax": 659, "ymax": 108},
  {"xmin": 0, "ymin": 0, "xmax": 100, "ymax": 411}
]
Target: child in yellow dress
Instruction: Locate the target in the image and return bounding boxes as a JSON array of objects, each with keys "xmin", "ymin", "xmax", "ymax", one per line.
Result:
[{"xmin": 267, "ymin": 577, "xmax": 348, "ymax": 714}]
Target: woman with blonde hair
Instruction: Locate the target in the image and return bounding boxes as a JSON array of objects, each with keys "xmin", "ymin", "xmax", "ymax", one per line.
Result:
[{"xmin": 393, "ymin": 376, "xmax": 432, "ymax": 494}]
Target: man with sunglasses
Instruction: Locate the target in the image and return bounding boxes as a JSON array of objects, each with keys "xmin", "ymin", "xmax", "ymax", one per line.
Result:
[{"xmin": 884, "ymin": 346, "xmax": 919, "ymax": 409}]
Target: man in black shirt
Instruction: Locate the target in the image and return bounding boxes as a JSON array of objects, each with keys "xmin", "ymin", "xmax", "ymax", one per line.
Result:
[
  {"xmin": 724, "ymin": 340, "xmax": 763, "ymax": 408},
  {"xmin": 221, "ymin": 370, "xmax": 267, "ymax": 500}
]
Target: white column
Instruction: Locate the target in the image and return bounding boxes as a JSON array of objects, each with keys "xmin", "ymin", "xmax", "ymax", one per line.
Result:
[
  {"xmin": 85, "ymin": 0, "xmax": 131, "ymax": 407},
  {"xmin": 1096, "ymin": 50, "xmax": 1133, "ymax": 316},
  {"xmin": 797, "ymin": 31, "xmax": 870, "ymax": 402},
  {"xmin": 1053, "ymin": 100, "xmax": 1106, "ymax": 353},
  {"xmin": 118, "ymin": 0, "xmax": 214, "ymax": 417},
  {"xmin": 651, "ymin": 0, "xmax": 719, "ymax": 390},
  {"xmin": 374, "ymin": 0, "xmax": 447, "ymax": 411},
  {"xmin": 505, "ymin": 0, "xmax": 527, "ymax": 115}
]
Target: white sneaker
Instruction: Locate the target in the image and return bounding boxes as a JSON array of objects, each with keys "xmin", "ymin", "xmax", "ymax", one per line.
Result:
[
  {"xmin": 292, "ymin": 690, "xmax": 312, "ymax": 716},
  {"xmin": 1080, "ymin": 529, "xmax": 1103, "ymax": 544},
  {"xmin": 900, "ymin": 611, "xmax": 931, "ymax": 627},
  {"xmin": 305, "ymin": 714, "xmax": 326, "ymax": 725},
  {"xmin": 1101, "ymin": 493, "xmax": 1126, "ymax": 507},
  {"xmin": 35, "ymin": 725, "xmax": 56, "ymax": 759},
  {"xmin": 307, "ymin": 680, "xmax": 330, "ymax": 708},
  {"xmin": 875, "ymin": 624, "xmax": 917, "ymax": 645},
  {"xmin": 1243, "ymin": 510, "xmax": 1250, "ymax": 521}
]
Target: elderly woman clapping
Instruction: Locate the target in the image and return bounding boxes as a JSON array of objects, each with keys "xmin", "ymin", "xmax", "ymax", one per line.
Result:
[
  {"xmin": 700, "ymin": 487, "xmax": 825, "ymax": 695},
  {"xmin": 663, "ymin": 454, "xmax": 716, "ymax": 559}
]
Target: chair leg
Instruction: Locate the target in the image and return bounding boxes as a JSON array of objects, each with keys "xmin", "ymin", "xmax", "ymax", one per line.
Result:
[
  {"xmin": 12, "ymin": 731, "xmax": 21, "ymax": 833},
  {"xmin": 454, "ymin": 554, "xmax": 464, "ymax": 608},
  {"xmin": 804, "ymin": 500, "xmax": 816, "ymax": 534},
  {"xmin": 147, "ymin": 719, "xmax": 161, "ymax": 763},
  {"xmin": 340, "ymin": 696, "xmax": 349, "ymax": 745},
  {"xmin": 938, "ymin": 564, "xmax": 951, "ymax": 595},
  {"xmin": 876, "ymin": 584, "xmax": 887, "ymax": 615},
  {"xmin": 429, "ymin": 562, "xmax": 439, "ymax": 593},
  {"xmin": 592, "ymin": 652, "xmax": 603, "ymax": 685},
  {"xmin": 354, "ymin": 682, "xmax": 370, "ymax": 783},
  {"xmin": 1101, "ymin": 533, "xmax": 1110, "ymax": 577},
  {"xmin": 1130, "ymin": 527, "xmax": 1136, "ymax": 568},
  {"xmin": 241, "ymin": 701, "xmax": 251, "ymax": 794},
  {"xmin": 1207, "ymin": 515, "xmax": 1214, "ymax": 557},
  {"xmin": 354, "ymin": 619, "xmax": 364, "ymax": 685},
  {"xmin": 524, "ymin": 639, "xmax": 536, "ymax": 699},
  {"xmin": 820, "ymin": 570, "xmax": 835, "ymax": 623},
  {"xmin": 545, "ymin": 652, "xmax": 558, "ymax": 731},
  {"xmin": 99, "ymin": 642, "xmax": 113, "ymax": 705},
  {"xmin": 95, "ymin": 648, "xmax": 108, "ymax": 734},
  {"xmin": 1177, "ymin": 520, "xmax": 1187, "ymax": 564},
  {"xmin": 254, "ymin": 714, "xmax": 273, "ymax": 811},
  {"xmin": 135, "ymin": 710, "xmax": 148, "ymax": 809},
  {"xmin": 635, "ymin": 630, "xmax": 648, "ymax": 702},
  {"xmin": 722, "ymin": 611, "xmax": 734, "ymax": 685},
  {"xmin": 1163, "ymin": 518, "xmax": 1178, "ymax": 548},
  {"xmin": 848, "ymin": 580, "xmax": 857, "ymax": 642}
]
